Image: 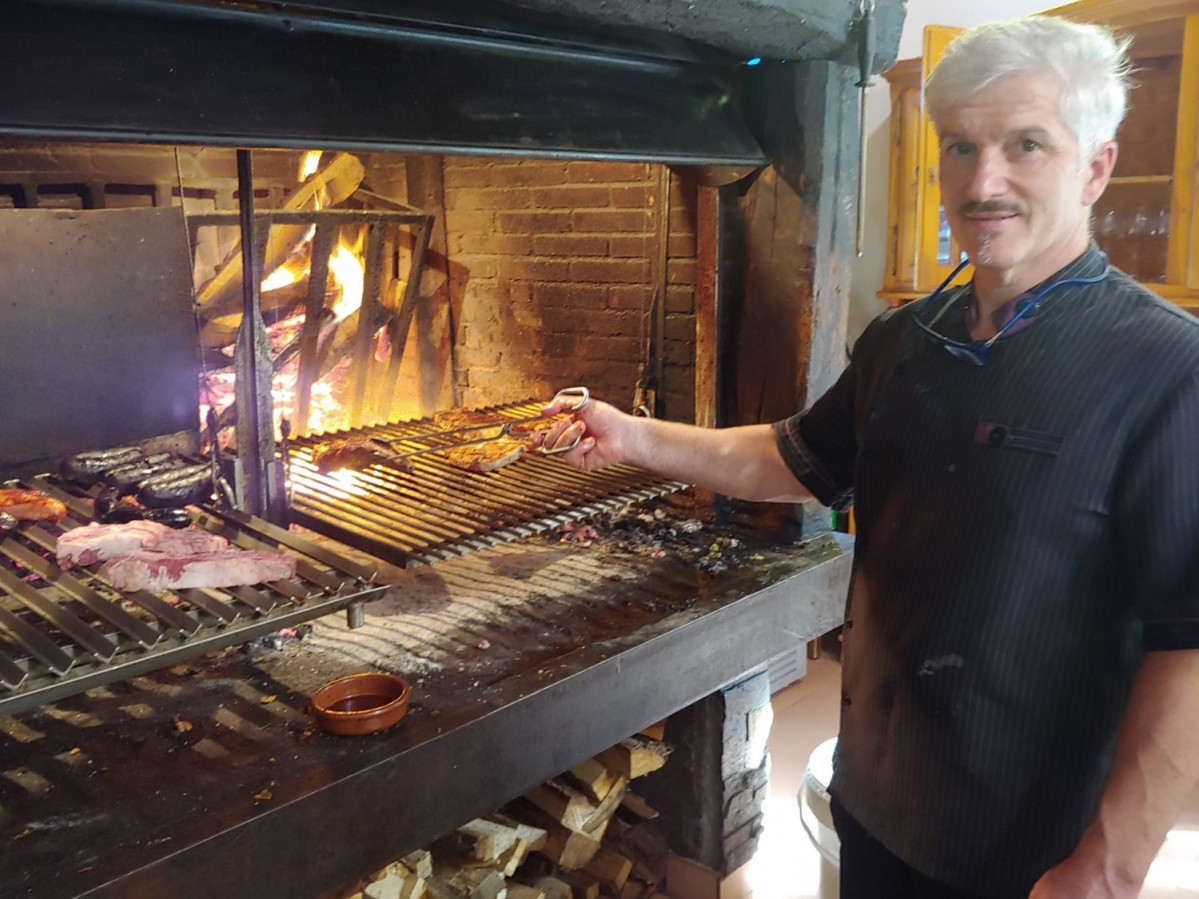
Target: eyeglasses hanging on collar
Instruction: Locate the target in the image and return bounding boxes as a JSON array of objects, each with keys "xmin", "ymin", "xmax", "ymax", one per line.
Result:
[{"xmin": 912, "ymin": 255, "xmax": 1111, "ymax": 366}]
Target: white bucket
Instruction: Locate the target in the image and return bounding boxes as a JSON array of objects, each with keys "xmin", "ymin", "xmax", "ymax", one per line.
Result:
[{"xmin": 798, "ymin": 737, "xmax": 840, "ymax": 899}]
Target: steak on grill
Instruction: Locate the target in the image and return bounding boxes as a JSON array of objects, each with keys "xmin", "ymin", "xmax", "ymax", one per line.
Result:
[
  {"xmin": 311, "ymin": 438, "xmax": 412, "ymax": 474},
  {"xmin": 100, "ymin": 548, "xmax": 297, "ymax": 592},
  {"xmin": 57, "ymin": 521, "xmax": 229, "ymax": 568},
  {"xmin": 429, "ymin": 409, "xmax": 527, "ymax": 472}
]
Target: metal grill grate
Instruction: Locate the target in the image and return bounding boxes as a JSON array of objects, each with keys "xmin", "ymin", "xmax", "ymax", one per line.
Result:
[
  {"xmin": 0, "ymin": 476, "xmax": 385, "ymax": 716},
  {"xmin": 288, "ymin": 400, "xmax": 687, "ymax": 566}
]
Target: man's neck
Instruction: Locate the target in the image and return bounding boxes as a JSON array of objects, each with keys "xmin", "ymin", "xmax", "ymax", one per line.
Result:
[{"xmin": 972, "ymin": 238, "xmax": 1090, "ymax": 318}]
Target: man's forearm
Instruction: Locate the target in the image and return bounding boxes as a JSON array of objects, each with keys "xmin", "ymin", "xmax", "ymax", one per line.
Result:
[
  {"xmin": 623, "ymin": 418, "xmax": 813, "ymax": 503},
  {"xmin": 1071, "ymin": 649, "xmax": 1199, "ymax": 891}
]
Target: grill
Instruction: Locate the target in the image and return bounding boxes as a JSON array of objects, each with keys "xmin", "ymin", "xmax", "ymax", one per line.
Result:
[
  {"xmin": 289, "ymin": 400, "xmax": 688, "ymax": 566},
  {"xmin": 0, "ymin": 474, "xmax": 384, "ymax": 717}
]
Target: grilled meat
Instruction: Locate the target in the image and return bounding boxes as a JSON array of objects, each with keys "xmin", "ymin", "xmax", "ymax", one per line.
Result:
[
  {"xmin": 441, "ymin": 437, "xmax": 526, "ymax": 472},
  {"xmin": 428, "ymin": 409, "xmax": 528, "ymax": 472},
  {"xmin": 0, "ymin": 488, "xmax": 68, "ymax": 523},
  {"xmin": 310, "ymin": 438, "xmax": 412, "ymax": 474}
]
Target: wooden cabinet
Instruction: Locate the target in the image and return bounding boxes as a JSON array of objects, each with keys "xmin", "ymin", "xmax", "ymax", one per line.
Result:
[{"xmin": 878, "ymin": 0, "xmax": 1199, "ymax": 315}]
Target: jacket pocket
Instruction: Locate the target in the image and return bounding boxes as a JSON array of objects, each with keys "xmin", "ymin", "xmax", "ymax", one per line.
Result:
[{"xmin": 974, "ymin": 421, "xmax": 1062, "ymax": 456}]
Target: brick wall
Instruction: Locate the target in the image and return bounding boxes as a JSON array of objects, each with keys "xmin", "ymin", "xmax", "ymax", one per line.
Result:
[{"xmin": 442, "ymin": 157, "xmax": 698, "ymax": 421}]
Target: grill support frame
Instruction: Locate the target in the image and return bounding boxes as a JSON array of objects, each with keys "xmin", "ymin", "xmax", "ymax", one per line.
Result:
[{"xmin": 1, "ymin": 532, "xmax": 851, "ymax": 899}]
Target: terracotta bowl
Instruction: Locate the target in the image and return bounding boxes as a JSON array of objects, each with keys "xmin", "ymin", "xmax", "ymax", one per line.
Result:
[{"xmin": 311, "ymin": 672, "xmax": 410, "ymax": 737}]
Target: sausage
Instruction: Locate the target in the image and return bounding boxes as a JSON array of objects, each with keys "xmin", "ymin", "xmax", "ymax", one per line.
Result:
[
  {"xmin": 103, "ymin": 456, "xmax": 184, "ymax": 494},
  {"xmin": 136, "ymin": 464, "xmax": 213, "ymax": 509},
  {"xmin": 61, "ymin": 447, "xmax": 144, "ymax": 485},
  {"xmin": 142, "ymin": 507, "xmax": 194, "ymax": 529}
]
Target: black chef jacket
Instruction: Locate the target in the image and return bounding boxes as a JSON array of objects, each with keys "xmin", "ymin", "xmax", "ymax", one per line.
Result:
[{"xmin": 773, "ymin": 247, "xmax": 1199, "ymax": 894}]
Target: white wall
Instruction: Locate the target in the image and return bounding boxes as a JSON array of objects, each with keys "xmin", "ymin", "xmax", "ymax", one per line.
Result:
[{"xmin": 848, "ymin": 0, "xmax": 1057, "ymax": 341}]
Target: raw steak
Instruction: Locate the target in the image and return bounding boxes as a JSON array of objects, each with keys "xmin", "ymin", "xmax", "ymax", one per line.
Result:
[
  {"xmin": 100, "ymin": 548, "xmax": 296, "ymax": 592},
  {"xmin": 57, "ymin": 521, "xmax": 229, "ymax": 568}
]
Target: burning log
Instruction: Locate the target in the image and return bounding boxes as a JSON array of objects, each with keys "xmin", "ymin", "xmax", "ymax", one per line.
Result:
[{"xmin": 195, "ymin": 152, "xmax": 365, "ymax": 325}]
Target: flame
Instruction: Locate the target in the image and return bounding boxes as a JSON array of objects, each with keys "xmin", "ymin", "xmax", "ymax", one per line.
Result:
[
  {"xmin": 323, "ymin": 468, "xmax": 372, "ymax": 499},
  {"xmin": 298, "ymin": 151, "xmax": 322, "ymax": 182},
  {"xmin": 261, "ymin": 226, "xmax": 315, "ymax": 292},
  {"xmin": 329, "ymin": 240, "xmax": 364, "ymax": 321},
  {"xmin": 204, "ymin": 227, "xmax": 369, "ymax": 445},
  {"xmin": 261, "ymin": 261, "xmax": 304, "ymax": 292}
]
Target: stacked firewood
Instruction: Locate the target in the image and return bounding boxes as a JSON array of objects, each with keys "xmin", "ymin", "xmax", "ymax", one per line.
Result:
[{"xmin": 339, "ymin": 731, "xmax": 675, "ymax": 899}]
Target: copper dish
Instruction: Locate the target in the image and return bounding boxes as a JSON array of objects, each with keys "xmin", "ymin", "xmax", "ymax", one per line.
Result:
[{"xmin": 311, "ymin": 672, "xmax": 410, "ymax": 736}]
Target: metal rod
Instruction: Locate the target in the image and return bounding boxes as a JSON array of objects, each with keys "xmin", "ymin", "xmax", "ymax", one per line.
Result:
[{"xmin": 854, "ymin": 0, "xmax": 876, "ymax": 258}]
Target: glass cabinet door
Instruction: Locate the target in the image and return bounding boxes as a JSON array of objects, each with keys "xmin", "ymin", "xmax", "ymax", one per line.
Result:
[
  {"xmin": 915, "ymin": 25, "xmax": 968, "ymax": 293},
  {"xmin": 1091, "ymin": 18, "xmax": 1186, "ymax": 284}
]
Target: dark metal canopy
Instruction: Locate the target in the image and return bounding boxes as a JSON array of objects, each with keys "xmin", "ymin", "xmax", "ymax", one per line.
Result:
[{"xmin": 2, "ymin": 0, "xmax": 773, "ymax": 164}]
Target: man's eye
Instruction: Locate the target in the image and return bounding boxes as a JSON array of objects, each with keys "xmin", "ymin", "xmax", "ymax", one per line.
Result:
[
  {"xmin": 946, "ymin": 142, "xmax": 972, "ymax": 156},
  {"xmin": 1020, "ymin": 139, "xmax": 1040, "ymax": 152}
]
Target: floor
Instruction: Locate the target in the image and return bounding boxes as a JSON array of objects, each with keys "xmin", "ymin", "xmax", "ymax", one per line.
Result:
[{"xmin": 736, "ymin": 651, "xmax": 1199, "ymax": 899}]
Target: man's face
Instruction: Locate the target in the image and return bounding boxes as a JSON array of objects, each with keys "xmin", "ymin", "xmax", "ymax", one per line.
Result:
[{"xmin": 935, "ymin": 71, "xmax": 1115, "ymax": 292}]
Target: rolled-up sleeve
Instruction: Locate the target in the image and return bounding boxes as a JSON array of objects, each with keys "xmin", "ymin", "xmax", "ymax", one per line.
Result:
[{"xmin": 773, "ymin": 357, "xmax": 861, "ymax": 510}]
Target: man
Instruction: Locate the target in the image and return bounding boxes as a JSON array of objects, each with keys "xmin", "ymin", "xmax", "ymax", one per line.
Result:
[{"xmin": 540, "ymin": 15, "xmax": 1199, "ymax": 899}]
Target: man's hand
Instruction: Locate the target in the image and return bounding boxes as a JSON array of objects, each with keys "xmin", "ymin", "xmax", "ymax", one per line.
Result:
[{"xmin": 536, "ymin": 395, "xmax": 630, "ymax": 472}]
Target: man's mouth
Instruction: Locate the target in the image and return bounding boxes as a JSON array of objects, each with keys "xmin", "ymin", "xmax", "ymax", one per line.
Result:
[{"xmin": 961, "ymin": 202, "xmax": 1023, "ymax": 222}]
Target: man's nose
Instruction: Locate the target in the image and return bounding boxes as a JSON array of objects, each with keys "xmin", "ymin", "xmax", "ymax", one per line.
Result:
[{"xmin": 965, "ymin": 147, "xmax": 1009, "ymax": 200}]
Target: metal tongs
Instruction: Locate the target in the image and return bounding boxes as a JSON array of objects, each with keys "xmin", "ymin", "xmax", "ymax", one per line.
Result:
[{"xmin": 389, "ymin": 386, "xmax": 590, "ymax": 462}]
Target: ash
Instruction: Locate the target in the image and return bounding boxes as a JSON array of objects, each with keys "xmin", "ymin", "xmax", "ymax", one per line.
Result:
[
  {"xmin": 548, "ymin": 501, "xmax": 766, "ymax": 574},
  {"xmin": 241, "ymin": 624, "xmax": 314, "ymax": 659}
]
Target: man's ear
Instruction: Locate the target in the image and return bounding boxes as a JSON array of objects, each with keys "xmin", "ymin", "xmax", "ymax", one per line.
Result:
[{"xmin": 1081, "ymin": 141, "xmax": 1118, "ymax": 206}]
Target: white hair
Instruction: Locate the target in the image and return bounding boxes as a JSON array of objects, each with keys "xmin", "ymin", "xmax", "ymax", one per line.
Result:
[{"xmin": 924, "ymin": 16, "xmax": 1133, "ymax": 160}]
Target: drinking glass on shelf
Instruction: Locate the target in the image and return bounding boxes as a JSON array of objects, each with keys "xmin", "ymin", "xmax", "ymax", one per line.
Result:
[{"xmin": 1144, "ymin": 206, "xmax": 1170, "ymax": 283}]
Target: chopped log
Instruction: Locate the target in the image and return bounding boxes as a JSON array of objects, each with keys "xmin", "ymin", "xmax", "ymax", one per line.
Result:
[
  {"xmin": 498, "ymin": 837, "xmax": 530, "ymax": 877},
  {"xmin": 399, "ymin": 874, "xmax": 428, "ymax": 899},
  {"xmin": 402, "ymin": 850, "xmax": 434, "ymax": 880},
  {"xmin": 525, "ymin": 775, "xmax": 626, "ymax": 838},
  {"xmin": 581, "ymin": 847, "xmax": 633, "ymax": 893},
  {"xmin": 568, "ymin": 758, "xmax": 622, "ymax": 804},
  {"xmin": 557, "ymin": 871, "xmax": 600, "ymax": 899},
  {"xmin": 196, "ymin": 152, "xmax": 366, "ymax": 320},
  {"xmin": 618, "ymin": 792, "xmax": 659, "ymax": 820},
  {"xmin": 637, "ymin": 721, "xmax": 666, "ymax": 741},
  {"xmin": 542, "ymin": 823, "xmax": 603, "ymax": 870},
  {"xmin": 428, "ymin": 864, "xmax": 506, "ymax": 899},
  {"xmin": 605, "ymin": 818, "xmax": 670, "ymax": 885},
  {"xmin": 528, "ymin": 877, "xmax": 572, "ymax": 899},
  {"xmin": 506, "ymin": 885, "xmax": 546, "ymax": 899},
  {"xmin": 364, "ymin": 870, "xmax": 406, "ymax": 899},
  {"xmin": 458, "ymin": 818, "xmax": 520, "ymax": 862},
  {"xmin": 580, "ymin": 775, "xmax": 627, "ymax": 836},
  {"xmin": 524, "ymin": 779, "xmax": 595, "ymax": 833},
  {"xmin": 594, "ymin": 737, "xmax": 670, "ymax": 780},
  {"xmin": 487, "ymin": 812, "xmax": 548, "ymax": 853}
]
